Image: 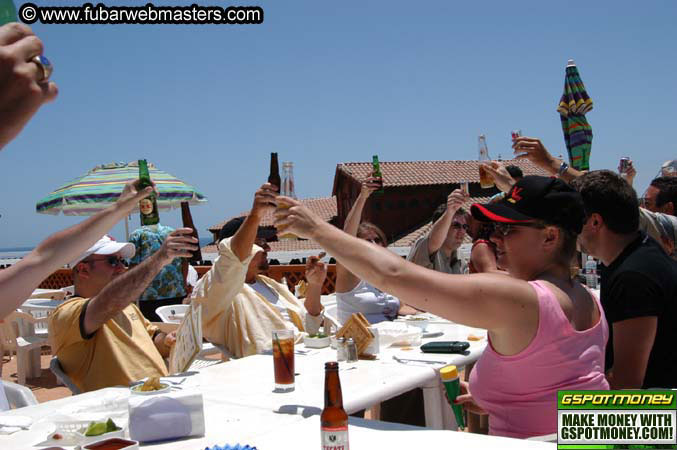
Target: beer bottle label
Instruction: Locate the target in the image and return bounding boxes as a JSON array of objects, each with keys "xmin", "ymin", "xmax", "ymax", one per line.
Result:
[{"xmin": 321, "ymin": 426, "xmax": 349, "ymax": 450}]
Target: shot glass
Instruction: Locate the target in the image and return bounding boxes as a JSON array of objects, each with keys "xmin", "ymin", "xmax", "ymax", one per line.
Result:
[
  {"xmin": 272, "ymin": 329, "xmax": 295, "ymax": 392},
  {"xmin": 511, "ymin": 129, "xmax": 522, "ymax": 141},
  {"xmin": 459, "ymin": 180, "xmax": 470, "ymax": 196}
]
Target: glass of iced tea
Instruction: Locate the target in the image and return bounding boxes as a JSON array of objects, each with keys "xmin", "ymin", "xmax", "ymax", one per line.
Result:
[{"xmin": 272, "ymin": 329, "xmax": 295, "ymax": 392}]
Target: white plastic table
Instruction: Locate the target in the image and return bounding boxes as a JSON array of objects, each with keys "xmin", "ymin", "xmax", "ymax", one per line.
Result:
[
  {"xmin": 0, "ymin": 387, "xmax": 307, "ymax": 449},
  {"xmin": 196, "ymin": 352, "xmax": 436, "ymax": 417},
  {"xmin": 251, "ymin": 415, "xmax": 556, "ymax": 449}
]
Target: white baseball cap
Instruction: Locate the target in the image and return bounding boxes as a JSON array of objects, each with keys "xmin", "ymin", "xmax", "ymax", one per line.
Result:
[{"xmin": 69, "ymin": 235, "xmax": 136, "ymax": 267}]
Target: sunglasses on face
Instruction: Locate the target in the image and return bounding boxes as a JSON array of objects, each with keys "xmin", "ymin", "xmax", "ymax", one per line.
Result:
[
  {"xmin": 366, "ymin": 237, "xmax": 384, "ymax": 245},
  {"xmin": 452, "ymin": 222, "xmax": 469, "ymax": 231},
  {"xmin": 491, "ymin": 222, "xmax": 545, "ymax": 236},
  {"xmin": 85, "ymin": 255, "xmax": 128, "ymax": 268}
]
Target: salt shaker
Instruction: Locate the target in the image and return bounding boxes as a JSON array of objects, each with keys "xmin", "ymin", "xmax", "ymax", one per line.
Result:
[
  {"xmin": 346, "ymin": 338, "xmax": 358, "ymax": 363},
  {"xmin": 336, "ymin": 337, "xmax": 347, "ymax": 361}
]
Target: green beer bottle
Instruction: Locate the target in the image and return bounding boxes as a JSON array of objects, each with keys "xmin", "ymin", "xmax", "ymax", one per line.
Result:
[
  {"xmin": 137, "ymin": 159, "xmax": 159, "ymax": 226},
  {"xmin": 0, "ymin": 0, "xmax": 18, "ymax": 25},
  {"xmin": 371, "ymin": 155, "xmax": 384, "ymax": 195}
]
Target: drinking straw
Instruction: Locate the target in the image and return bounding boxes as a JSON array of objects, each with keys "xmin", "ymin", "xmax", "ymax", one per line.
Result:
[{"xmin": 273, "ymin": 331, "xmax": 292, "ymax": 377}]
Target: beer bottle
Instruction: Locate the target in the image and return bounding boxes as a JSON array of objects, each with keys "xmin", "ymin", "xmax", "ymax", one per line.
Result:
[
  {"xmin": 478, "ymin": 134, "xmax": 494, "ymax": 189},
  {"xmin": 181, "ymin": 201, "xmax": 202, "ymax": 264},
  {"xmin": 371, "ymin": 155, "xmax": 384, "ymax": 195},
  {"xmin": 321, "ymin": 362, "xmax": 349, "ymax": 450},
  {"xmin": 268, "ymin": 152, "xmax": 281, "ymax": 192},
  {"xmin": 137, "ymin": 159, "xmax": 160, "ymax": 226},
  {"xmin": 0, "ymin": 0, "xmax": 17, "ymax": 25}
]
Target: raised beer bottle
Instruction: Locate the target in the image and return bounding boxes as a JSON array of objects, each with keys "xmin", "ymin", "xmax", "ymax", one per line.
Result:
[
  {"xmin": 268, "ymin": 152, "xmax": 281, "ymax": 192},
  {"xmin": 137, "ymin": 159, "xmax": 159, "ymax": 226},
  {"xmin": 0, "ymin": 0, "xmax": 17, "ymax": 25},
  {"xmin": 181, "ymin": 201, "xmax": 202, "ymax": 264},
  {"xmin": 321, "ymin": 362, "xmax": 349, "ymax": 450},
  {"xmin": 478, "ymin": 134, "xmax": 494, "ymax": 189},
  {"xmin": 371, "ymin": 155, "xmax": 384, "ymax": 195}
]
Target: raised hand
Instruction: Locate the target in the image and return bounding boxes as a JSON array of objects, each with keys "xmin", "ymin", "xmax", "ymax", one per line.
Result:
[
  {"xmin": 251, "ymin": 182, "xmax": 278, "ymax": 217},
  {"xmin": 116, "ymin": 179, "xmax": 155, "ymax": 211},
  {"xmin": 512, "ymin": 136, "xmax": 556, "ymax": 170},
  {"xmin": 274, "ymin": 196, "xmax": 324, "ymax": 240},
  {"xmin": 0, "ymin": 23, "xmax": 58, "ymax": 150},
  {"xmin": 305, "ymin": 252, "xmax": 327, "ymax": 286},
  {"xmin": 157, "ymin": 228, "xmax": 198, "ymax": 264},
  {"xmin": 447, "ymin": 188, "xmax": 467, "ymax": 211},
  {"xmin": 481, "ymin": 162, "xmax": 516, "ymax": 193},
  {"xmin": 360, "ymin": 176, "xmax": 382, "ymax": 197}
]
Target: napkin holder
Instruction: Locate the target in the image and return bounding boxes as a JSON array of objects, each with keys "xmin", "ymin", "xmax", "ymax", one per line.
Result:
[
  {"xmin": 336, "ymin": 312, "xmax": 373, "ymax": 355},
  {"xmin": 128, "ymin": 389, "xmax": 204, "ymax": 443}
]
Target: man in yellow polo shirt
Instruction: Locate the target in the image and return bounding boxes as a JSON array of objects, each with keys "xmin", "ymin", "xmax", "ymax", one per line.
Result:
[{"xmin": 49, "ymin": 230, "xmax": 197, "ymax": 393}]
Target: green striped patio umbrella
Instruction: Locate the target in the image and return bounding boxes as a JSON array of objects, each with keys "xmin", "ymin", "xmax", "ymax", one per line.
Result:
[
  {"xmin": 557, "ymin": 59, "xmax": 594, "ymax": 171},
  {"xmin": 36, "ymin": 161, "xmax": 207, "ymax": 216}
]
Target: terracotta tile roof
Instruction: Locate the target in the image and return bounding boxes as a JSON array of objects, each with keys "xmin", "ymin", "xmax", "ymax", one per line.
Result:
[
  {"xmin": 391, "ymin": 196, "xmax": 490, "ymax": 247},
  {"xmin": 208, "ymin": 196, "xmax": 337, "ymax": 232},
  {"xmin": 333, "ymin": 159, "xmax": 549, "ymax": 190}
]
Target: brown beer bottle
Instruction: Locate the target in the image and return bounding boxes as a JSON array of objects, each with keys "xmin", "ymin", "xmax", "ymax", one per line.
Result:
[
  {"xmin": 180, "ymin": 201, "xmax": 202, "ymax": 264},
  {"xmin": 268, "ymin": 152, "xmax": 281, "ymax": 192},
  {"xmin": 321, "ymin": 362, "xmax": 349, "ymax": 450}
]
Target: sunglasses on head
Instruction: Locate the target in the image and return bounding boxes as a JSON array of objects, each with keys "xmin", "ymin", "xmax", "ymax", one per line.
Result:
[
  {"xmin": 85, "ymin": 255, "xmax": 128, "ymax": 268},
  {"xmin": 452, "ymin": 222, "xmax": 469, "ymax": 231},
  {"xmin": 491, "ymin": 222, "xmax": 545, "ymax": 236}
]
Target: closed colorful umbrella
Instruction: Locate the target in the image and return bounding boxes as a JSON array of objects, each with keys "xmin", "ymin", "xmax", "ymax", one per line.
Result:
[
  {"xmin": 36, "ymin": 161, "xmax": 207, "ymax": 236},
  {"xmin": 557, "ymin": 59, "xmax": 594, "ymax": 171}
]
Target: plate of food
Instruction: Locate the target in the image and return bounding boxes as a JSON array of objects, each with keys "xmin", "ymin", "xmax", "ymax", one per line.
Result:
[
  {"xmin": 130, "ymin": 377, "xmax": 170, "ymax": 395},
  {"xmin": 405, "ymin": 316, "xmax": 430, "ymax": 332},
  {"xmin": 304, "ymin": 332, "xmax": 331, "ymax": 348}
]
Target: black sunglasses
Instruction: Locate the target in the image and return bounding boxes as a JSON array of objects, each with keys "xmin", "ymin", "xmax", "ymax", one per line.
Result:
[
  {"xmin": 452, "ymin": 222, "xmax": 469, "ymax": 231},
  {"xmin": 491, "ymin": 222, "xmax": 545, "ymax": 236},
  {"xmin": 85, "ymin": 255, "xmax": 128, "ymax": 268}
]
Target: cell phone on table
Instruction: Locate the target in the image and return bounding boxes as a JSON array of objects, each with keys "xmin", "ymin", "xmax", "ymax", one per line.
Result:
[{"xmin": 420, "ymin": 341, "xmax": 470, "ymax": 354}]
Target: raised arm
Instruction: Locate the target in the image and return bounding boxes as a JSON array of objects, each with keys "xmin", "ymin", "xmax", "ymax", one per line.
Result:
[
  {"xmin": 231, "ymin": 183, "xmax": 277, "ymax": 262},
  {"xmin": 82, "ymin": 228, "xmax": 197, "ymax": 335},
  {"xmin": 303, "ymin": 252, "xmax": 327, "ymax": 317},
  {"xmin": 343, "ymin": 178, "xmax": 379, "ymax": 236},
  {"xmin": 275, "ymin": 198, "xmax": 537, "ymax": 332},
  {"xmin": 427, "ymin": 189, "xmax": 466, "ymax": 255},
  {"xmin": 0, "ymin": 23, "xmax": 58, "ymax": 151},
  {"xmin": 513, "ymin": 137, "xmax": 584, "ymax": 183},
  {"xmin": 0, "ymin": 180, "xmax": 154, "ymax": 318},
  {"xmin": 336, "ymin": 178, "xmax": 380, "ymax": 292}
]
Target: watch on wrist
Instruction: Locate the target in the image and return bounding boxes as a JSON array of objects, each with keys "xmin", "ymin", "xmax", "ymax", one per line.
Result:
[{"xmin": 557, "ymin": 160, "xmax": 569, "ymax": 177}]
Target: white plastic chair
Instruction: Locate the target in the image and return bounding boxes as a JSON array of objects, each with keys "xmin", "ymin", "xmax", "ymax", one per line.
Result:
[
  {"xmin": 2, "ymin": 380, "xmax": 38, "ymax": 409},
  {"xmin": 0, "ymin": 311, "xmax": 49, "ymax": 385},
  {"xmin": 49, "ymin": 356, "xmax": 81, "ymax": 395},
  {"xmin": 155, "ymin": 304, "xmax": 189, "ymax": 324}
]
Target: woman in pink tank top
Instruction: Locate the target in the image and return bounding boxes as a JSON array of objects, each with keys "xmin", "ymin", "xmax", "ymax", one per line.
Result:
[{"xmin": 274, "ymin": 174, "xmax": 610, "ymax": 439}]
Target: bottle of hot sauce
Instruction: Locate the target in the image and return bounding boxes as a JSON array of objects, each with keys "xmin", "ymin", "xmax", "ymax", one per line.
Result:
[{"xmin": 321, "ymin": 362, "xmax": 349, "ymax": 450}]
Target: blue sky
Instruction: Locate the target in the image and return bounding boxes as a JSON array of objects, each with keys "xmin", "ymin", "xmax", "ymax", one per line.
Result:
[{"xmin": 1, "ymin": 0, "xmax": 675, "ymax": 248}]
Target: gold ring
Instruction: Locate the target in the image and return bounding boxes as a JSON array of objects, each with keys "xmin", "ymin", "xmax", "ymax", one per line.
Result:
[{"xmin": 31, "ymin": 55, "xmax": 53, "ymax": 82}]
